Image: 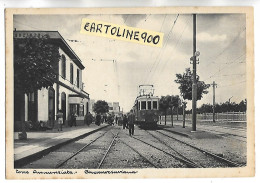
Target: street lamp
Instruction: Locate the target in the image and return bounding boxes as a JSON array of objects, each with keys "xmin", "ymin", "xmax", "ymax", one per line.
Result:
[{"xmin": 190, "ymin": 51, "xmax": 200, "ymax": 131}]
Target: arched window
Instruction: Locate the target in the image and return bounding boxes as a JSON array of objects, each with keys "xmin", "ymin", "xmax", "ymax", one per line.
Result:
[
  {"xmin": 61, "ymin": 54, "xmax": 66, "ymax": 78},
  {"xmin": 70, "ymin": 63, "xmax": 73, "ymax": 84},
  {"xmin": 77, "ymin": 69, "xmax": 80, "ymax": 88}
]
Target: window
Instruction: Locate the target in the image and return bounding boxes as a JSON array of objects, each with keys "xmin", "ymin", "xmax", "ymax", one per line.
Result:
[
  {"xmin": 148, "ymin": 101, "xmax": 151, "ymax": 110},
  {"xmin": 79, "ymin": 104, "xmax": 84, "ymax": 116},
  {"xmin": 141, "ymin": 101, "xmax": 146, "ymax": 110},
  {"xmin": 70, "ymin": 63, "xmax": 73, "ymax": 84},
  {"xmin": 70, "ymin": 104, "xmax": 83, "ymax": 117},
  {"xmin": 77, "ymin": 69, "xmax": 80, "ymax": 88},
  {"xmin": 153, "ymin": 101, "xmax": 158, "ymax": 110},
  {"xmin": 61, "ymin": 54, "xmax": 66, "ymax": 78}
]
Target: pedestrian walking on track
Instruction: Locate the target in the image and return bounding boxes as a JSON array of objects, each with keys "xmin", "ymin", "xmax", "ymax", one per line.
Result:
[
  {"xmin": 123, "ymin": 114, "xmax": 128, "ymax": 129},
  {"xmin": 128, "ymin": 110, "xmax": 135, "ymax": 136}
]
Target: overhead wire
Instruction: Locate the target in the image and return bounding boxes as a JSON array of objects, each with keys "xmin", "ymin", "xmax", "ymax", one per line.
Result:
[
  {"xmin": 204, "ymin": 53, "xmax": 246, "ymax": 82},
  {"xmin": 137, "ymin": 14, "xmax": 167, "ymax": 85},
  {"xmin": 150, "ymin": 15, "xmax": 191, "ymax": 85},
  {"xmin": 218, "ymin": 80, "xmax": 246, "ymax": 88},
  {"xmin": 143, "ymin": 14, "xmax": 180, "ymax": 84},
  {"xmin": 201, "ymin": 27, "xmax": 246, "ymax": 69}
]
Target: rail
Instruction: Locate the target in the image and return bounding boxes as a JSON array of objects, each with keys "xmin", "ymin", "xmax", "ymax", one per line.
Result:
[
  {"xmin": 130, "ymin": 136, "xmax": 199, "ymax": 168},
  {"xmin": 97, "ymin": 132, "xmax": 119, "ymax": 168},
  {"xmin": 157, "ymin": 130, "xmax": 244, "ymax": 167},
  {"xmin": 55, "ymin": 130, "xmax": 109, "ymax": 168}
]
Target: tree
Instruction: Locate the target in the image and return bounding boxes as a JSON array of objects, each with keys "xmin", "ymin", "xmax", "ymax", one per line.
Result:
[
  {"xmin": 14, "ymin": 35, "xmax": 60, "ymax": 95},
  {"xmin": 175, "ymin": 68, "xmax": 210, "ymax": 101},
  {"xmin": 239, "ymin": 99, "xmax": 247, "ymax": 112},
  {"xmin": 159, "ymin": 96, "xmax": 170, "ymax": 125},
  {"xmin": 93, "ymin": 100, "xmax": 109, "ymax": 114},
  {"xmin": 14, "ymin": 35, "xmax": 60, "ymax": 139},
  {"xmin": 196, "ymin": 99, "xmax": 247, "ymax": 113},
  {"xmin": 169, "ymin": 95, "xmax": 180, "ymax": 126},
  {"xmin": 159, "ymin": 95, "xmax": 180, "ymax": 126}
]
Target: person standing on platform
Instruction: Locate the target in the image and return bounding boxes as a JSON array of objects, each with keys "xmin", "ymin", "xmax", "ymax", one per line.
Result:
[
  {"xmin": 128, "ymin": 110, "xmax": 135, "ymax": 136},
  {"xmin": 71, "ymin": 112, "xmax": 77, "ymax": 127},
  {"xmin": 96, "ymin": 113, "xmax": 101, "ymax": 126},
  {"xmin": 86, "ymin": 112, "xmax": 93, "ymax": 126},
  {"xmin": 56, "ymin": 110, "xmax": 63, "ymax": 131},
  {"xmin": 123, "ymin": 114, "xmax": 128, "ymax": 129}
]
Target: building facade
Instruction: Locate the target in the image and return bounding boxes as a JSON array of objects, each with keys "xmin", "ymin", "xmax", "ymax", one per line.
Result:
[
  {"xmin": 108, "ymin": 102, "xmax": 121, "ymax": 117},
  {"xmin": 14, "ymin": 31, "xmax": 90, "ymax": 128}
]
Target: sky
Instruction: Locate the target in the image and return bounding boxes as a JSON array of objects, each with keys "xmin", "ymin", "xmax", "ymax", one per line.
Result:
[{"xmin": 14, "ymin": 13, "xmax": 246, "ymax": 111}]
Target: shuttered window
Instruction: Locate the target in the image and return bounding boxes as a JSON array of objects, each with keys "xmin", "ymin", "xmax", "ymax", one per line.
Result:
[
  {"xmin": 61, "ymin": 55, "xmax": 66, "ymax": 78},
  {"xmin": 70, "ymin": 63, "xmax": 73, "ymax": 84}
]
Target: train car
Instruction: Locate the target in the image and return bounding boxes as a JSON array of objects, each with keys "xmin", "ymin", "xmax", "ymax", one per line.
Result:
[{"xmin": 133, "ymin": 95, "xmax": 159, "ymax": 127}]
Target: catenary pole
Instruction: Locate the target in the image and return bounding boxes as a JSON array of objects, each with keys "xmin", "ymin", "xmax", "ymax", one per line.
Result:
[
  {"xmin": 192, "ymin": 14, "xmax": 197, "ymax": 131},
  {"xmin": 211, "ymin": 81, "xmax": 217, "ymax": 122}
]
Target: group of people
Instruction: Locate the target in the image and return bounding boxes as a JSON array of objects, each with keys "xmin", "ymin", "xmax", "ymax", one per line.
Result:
[
  {"xmin": 56, "ymin": 109, "xmax": 136, "ymax": 136},
  {"xmin": 56, "ymin": 110, "xmax": 92, "ymax": 132}
]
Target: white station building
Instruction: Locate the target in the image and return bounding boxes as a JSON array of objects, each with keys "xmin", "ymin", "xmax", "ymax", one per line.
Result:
[{"xmin": 14, "ymin": 31, "xmax": 90, "ymax": 128}]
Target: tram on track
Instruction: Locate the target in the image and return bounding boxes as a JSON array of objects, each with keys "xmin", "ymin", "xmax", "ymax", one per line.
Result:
[{"xmin": 132, "ymin": 85, "xmax": 159, "ymax": 127}]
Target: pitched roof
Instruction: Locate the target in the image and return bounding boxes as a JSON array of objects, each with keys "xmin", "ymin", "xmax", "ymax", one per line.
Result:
[{"xmin": 13, "ymin": 30, "xmax": 85, "ymax": 69}]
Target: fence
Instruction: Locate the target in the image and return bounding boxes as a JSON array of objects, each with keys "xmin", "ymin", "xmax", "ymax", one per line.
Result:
[{"xmin": 160, "ymin": 112, "xmax": 246, "ymax": 122}]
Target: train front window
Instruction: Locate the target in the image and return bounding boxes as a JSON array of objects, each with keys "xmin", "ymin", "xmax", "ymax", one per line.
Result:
[
  {"xmin": 141, "ymin": 101, "xmax": 146, "ymax": 110},
  {"xmin": 153, "ymin": 101, "xmax": 158, "ymax": 110},
  {"xmin": 148, "ymin": 101, "xmax": 151, "ymax": 109}
]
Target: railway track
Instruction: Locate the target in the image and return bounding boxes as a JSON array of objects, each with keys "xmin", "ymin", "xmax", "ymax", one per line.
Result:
[
  {"xmin": 145, "ymin": 130, "xmax": 203, "ymax": 167},
  {"xmin": 56, "ymin": 127, "xmax": 158, "ymax": 169},
  {"xmin": 156, "ymin": 129, "xmax": 244, "ymax": 167},
  {"xmin": 110, "ymin": 131, "xmax": 159, "ymax": 168},
  {"xmin": 160, "ymin": 125, "xmax": 246, "ymax": 142},
  {"xmin": 55, "ymin": 129, "xmax": 111, "ymax": 168},
  {"xmin": 97, "ymin": 131, "xmax": 119, "ymax": 168},
  {"xmin": 201, "ymin": 128, "xmax": 247, "ymax": 142},
  {"xmin": 126, "ymin": 135, "xmax": 200, "ymax": 168}
]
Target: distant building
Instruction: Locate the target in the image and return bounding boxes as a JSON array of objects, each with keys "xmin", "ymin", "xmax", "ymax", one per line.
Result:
[
  {"xmin": 108, "ymin": 102, "xmax": 120, "ymax": 116},
  {"xmin": 14, "ymin": 30, "xmax": 90, "ymax": 128},
  {"xmin": 108, "ymin": 102, "xmax": 113, "ymax": 112}
]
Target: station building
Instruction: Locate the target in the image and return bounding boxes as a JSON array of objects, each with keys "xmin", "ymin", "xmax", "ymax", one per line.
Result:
[{"xmin": 14, "ymin": 30, "xmax": 90, "ymax": 128}]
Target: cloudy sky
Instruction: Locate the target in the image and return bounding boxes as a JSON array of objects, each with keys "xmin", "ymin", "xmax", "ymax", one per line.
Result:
[{"xmin": 14, "ymin": 13, "xmax": 246, "ymax": 111}]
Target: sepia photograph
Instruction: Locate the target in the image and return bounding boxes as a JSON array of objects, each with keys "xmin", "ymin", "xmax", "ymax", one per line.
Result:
[{"xmin": 5, "ymin": 7, "xmax": 254, "ymax": 179}]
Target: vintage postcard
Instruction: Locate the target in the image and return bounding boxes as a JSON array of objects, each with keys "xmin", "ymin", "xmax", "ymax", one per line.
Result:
[{"xmin": 5, "ymin": 7, "xmax": 254, "ymax": 179}]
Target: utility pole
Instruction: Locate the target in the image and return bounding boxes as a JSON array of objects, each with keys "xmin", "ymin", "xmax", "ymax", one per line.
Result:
[
  {"xmin": 191, "ymin": 14, "xmax": 199, "ymax": 131},
  {"xmin": 182, "ymin": 101, "xmax": 187, "ymax": 128},
  {"xmin": 211, "ymin": 81, "xmax": 217, "ymax": 122}
]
